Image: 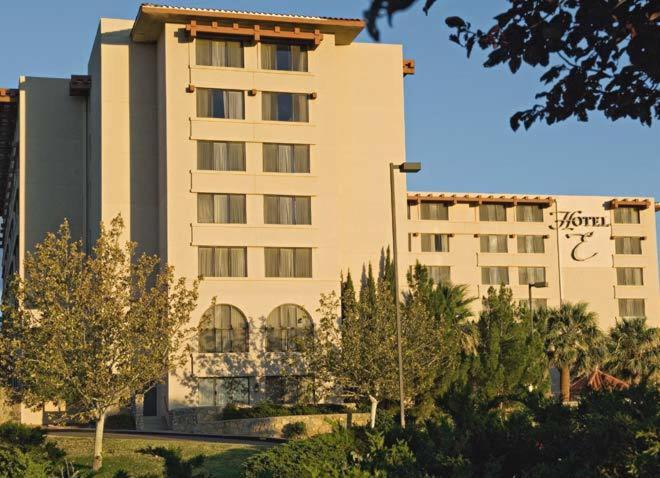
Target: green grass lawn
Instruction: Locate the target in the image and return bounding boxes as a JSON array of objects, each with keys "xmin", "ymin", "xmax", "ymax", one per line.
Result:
[{"xmin": 48, "ymin": 434, "xmax": 272, "ymax": 477}]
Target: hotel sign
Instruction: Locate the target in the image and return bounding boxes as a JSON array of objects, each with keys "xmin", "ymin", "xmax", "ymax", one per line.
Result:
[{"xmin": 550, "ymin": 210, "xmax": 609, "ymax": 262}]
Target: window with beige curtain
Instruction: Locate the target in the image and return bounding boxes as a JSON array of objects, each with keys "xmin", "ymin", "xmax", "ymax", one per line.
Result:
[
  {"xmin": 517, "ymin": 235, "xmax": 545, "ymax": 253},
  {"xmin": 613, "ymin": 206, "xmax": 641, "ymax": 224},
  {"xmin": 480, "ymin": 235, "xmax": 508, "ymax": 253},
  {"xmin": 420, "ymin": 233, "xmax": 450, "ymax": 252},
  {"xmin": 518, "ymin": 267, "xmax": 546, "ymax": 285},
  {"xmin": 516, "ymin": 204, "xmax": 544, "ymax": 222},
  {"xmin": 264, "ymin": 195, "xmax": 311, "ymax": 225},
  {"xmin": 519, "ymin": 298, "xmax": 548, "ymax": 311},
  {"xmin": 618, "ymin": 298, "xmax": 645, "ymax": 317},
  {"xmin": 424, "ymin": 265, "xmax": 451, "ymax": 284},
  {"xmin": 614, "ymin": 236, "xmax": 642, "ymax": 254},
  {"xmin": 479, "ymin": 204, "xmax": 507, "ymax": 221},
  {"xmin": 265, "ymin": 304, "xmax": 312, "ymax": 352},
  {"xmin": 616, "ymin": 267, "xmax": 644, "ymax": 285},
  {"xmin": 263, "ymin": 143, "xmax": 310, "ymax": 173},
  {"xmin": 196, "ymin": 39, "xmax": 244, "ymax": 67},
  {"xmin": 198, "ymin": 304, "xmax": 249, "ymax": 353},
  {"xmin": 420, "ymin": 202, "xmax": 449, "ymax": 220},
  {"xmin": 197, "ymin": 193, "xmax": 246, "ymax": 223},
  {"xmin": 197, "ymin": 141, "xmax": 245, "ymax": 171},
  {"xmin": 261, "ymin": 43, "xmax": 308, "ymax": 71},
  {"xmin": 198, "ymin": 377, "xmax": 250, "ymax": 407},
  {"xmin": 264, "ymin": 375, "xmax": 314, "ymax": 404},
  {"xmin": 481, "ymin": 266, "xmax": 509, "ymax": 285},
  {"xmin": 264, "ymin": 248, "xmax": 312, "ymax": 277},
  {"xmin": 196, "ymin": 88, "xmax": 245, "ymax": 119},
  {"xmin": 198, "ymin": 247, "xmax": 246, "ymax": 277},
  {"xmin": 262, "ymin": 92, "xmax": 309, "ymax": 122}
]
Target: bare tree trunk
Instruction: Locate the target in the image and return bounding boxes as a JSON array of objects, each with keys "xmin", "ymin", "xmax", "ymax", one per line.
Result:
[
  {"xmin": 369, "ymin": 395, "xmax": 378, "ymax": 429},
  {"xmin": 561, "ymin": 366, "xmax": 571, "ymax": 403},
  {"xmin": 92, "ymin": 411, "xmax": 107, "ymax": 471}
]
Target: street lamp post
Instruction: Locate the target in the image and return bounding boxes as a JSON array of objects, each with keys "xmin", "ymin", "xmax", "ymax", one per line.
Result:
[
  {"xmin": 527, "ymin": 281, "xmax": 548, "ymax": 334},
  {"xmin": 389, "ymin": 161, "xmax": 421, "ymax": 428}
]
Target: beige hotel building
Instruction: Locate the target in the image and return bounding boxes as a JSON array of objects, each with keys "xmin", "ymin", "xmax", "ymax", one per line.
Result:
[{"xmin": 0, "ymin": 4, "xmax": 658, "ymax": 426}]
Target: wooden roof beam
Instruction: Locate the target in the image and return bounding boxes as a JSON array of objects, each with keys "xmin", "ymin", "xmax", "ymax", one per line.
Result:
[
  {"xmin": 609, "ymin": 198, "xmax": 651, "ymax": 210},
  {"xmin": 185, "ymin": 21, "xmax": 323, "ymax": 46}
]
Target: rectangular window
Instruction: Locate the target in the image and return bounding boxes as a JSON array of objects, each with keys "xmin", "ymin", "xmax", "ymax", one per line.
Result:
[
  {"xmin": 516, "ymin": 204, "xmax": 544, "ymax": 222},
  {"xmin": 517, "ymin": 235, "xmax": 545, "ymax": 253},
  {"xmin": 616, "ymin": 267, "xmax": 644, "ymax": 286},
  {"xmin": 479, "ymin": 204, "xmax": 507, "ymax": 221},
  {"xmin": 198, "ymin": 377, "xmax": 250, "ymax": 408},
  {"xmin": 615, "ymin": 237, "xmax": 642, "ymax": 254},
  {"xmin": 519, "ymin": 267, "xmax": 546, "ymax": 285},
  {"xmin": 618, "ymin": 299, "xmax": 645, "ymax": 318},
  {"xmin": 424, "ymin": 265, "xmax": 450, "ymax": 284},
  {"xmin": 197, "ymin": 193, "xmax": 246, "ymax": 224},
  {"xmin": 196, "ymin": 39, "xmax": 244, "ymax": 67},
  {"xmin": 519, "ymin": 298, "xmax": 548, "ymax": 310},
  {"xmin": 480, "ymin": 235, "xmax": 508, "ymax": 253},
  {"xmin": 481, "ymin": 267, "xmax": 509, "ymax": 285},
  {"xmin": 196, "ymin": 88, "xmax": 244, "ymax": 119},
  {"xmin": 614, "ymin": 207, "xmax": 640, "ymax": 224},
  {"xmin": 265, "ymin": 376, "xmax": 313, "ymax": 404},
  {"xmin": 420, "ymin": 233, "xmax": 450, "ymax": 252},
  {"xmin": 261, "ymin": 43, "xmax": 308, "ymax": 72},
  {"xmin": 420, "ymin": 202, "xmax": 449, "ymax": 220},
  {"xmin": 197, "ymin": 141, "xmax": 245, "ymax": 171},
  {"xmin": 198, "ymin": 247, "xmax": 247, "ymax": 277},
  {"xmin": 264, "ymin": 195, "xmax": 311, "ymax": 225},
  {"xmin": 263, "ymin": 144, "xmax": 310, "ymax": 173},
  {"xmin": 265, "ymin": 248, "xmax": 312, "ymax": 278},
  {"xmin": 262, "ymin": 92, "xmax": 309, "ymax": 122}
]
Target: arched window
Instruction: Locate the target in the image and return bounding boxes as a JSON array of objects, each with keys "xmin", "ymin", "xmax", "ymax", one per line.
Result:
[
  {"xmin": 266, "ymin": 304, "xmax": 312, "ymax": 352},
  {"xmin": 199, "ymin": 305, "xmax": 248, "ymax": 353}
]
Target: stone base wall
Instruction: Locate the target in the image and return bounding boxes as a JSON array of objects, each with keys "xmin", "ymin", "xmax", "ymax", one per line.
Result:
[{"xmin": 170, "ymin": 407, "xmax": 370, "ymax": 438}]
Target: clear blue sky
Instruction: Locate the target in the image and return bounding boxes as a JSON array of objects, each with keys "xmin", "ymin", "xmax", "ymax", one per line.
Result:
[{"xmin": 2, "ymin": 1, "xmax": 659, "ymax": 245}]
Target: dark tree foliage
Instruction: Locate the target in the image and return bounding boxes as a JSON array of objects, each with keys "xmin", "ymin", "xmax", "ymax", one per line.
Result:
[{"xmin": 365, "ymin": 1, "xmax": 660, "ymax": 129}]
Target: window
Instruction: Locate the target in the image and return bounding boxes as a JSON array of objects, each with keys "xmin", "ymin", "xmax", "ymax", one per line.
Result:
[
  {"xmin": 420, "ymin": 202, "xmax": 449, "ymax": 220},
  {"xmin": 197, "ymin": 193, "xmax": 246, "ymax": 224},
  {"xmin": 264, "ymin": 195, "xmax": 311, "ymax": 225},
  {"xmin": 196, "ymin": 88, "xmax": 244, "ymax": 119},
  {"xmin": 517, "ymin": 235, "xmax": 545, "ymax": 253},
  {"xmin": 421, "ymin": 234, "xmax": 450, "ymax": 252},
  {"xmin": 262, "ymin": 92, "xmax": 309, "ymax": 122},
  {"xmin": 198, "ymin": 247, "xmax": 246, "ymax": 277},
  {"xmin": 618, "ymin": 299, "xmax": 645, "ymax": 318},
  {"xmin": 519, "ymin": 267, "xmax": 546, "ymax": 285},
  {"xmin": 266, "ymin": 305, "xmax": 312, "ymax": 352},
  {"xmin": 263, "ymin": 144, "xmax": 310, "ymax": 173},
  {"xmin": 265, "ymin": 376, "xmax": 314, "ymax": 404},
  {"xmin": 480, "ymin": 235, "xmax": 508, "ymax": 253},
  {"xmin": 479, "ymin": 204, "xmax": 507, "ymax": 221},
  {"xmin": 265, "ymin": 248, "xmax": 312, "ymax": 277},
  {"xmin": 424, "ymin": 266, "xmax": 450, "ymax": 284},
  {"xmin": 481, "ymin": 267, "xmax": 509, "ymax": 285},
  {"xmin": 197, "ymin": 141, "xmax": 245, "ymax": 171},
  {"xmin": 615, "ymin": 237, "xmax": 642, "ymax": 254},
  {"xmin": 516, "ymin": 204, "xmax": 544, "ymax": 222},
  {"xmin": 616, "ymin": 267, "xmax": 644, "ymax": 286},
  {"xmin": 198, "ymin": 304, "xmax": 249, "ymax": 353},
  {"xmin": 198, "ymin": 377, "xmax": 250, "ymax": 407},
  {"xmin": 519, "ymin": 298, "xmax": 548, "ymax": 310},
  {"xmin": 196, "ymin": 39, "xmax": 244, "ymax": 67},
  {"xmin": 614, "ymin": 207, "xmax": 640, "ymax": 224},
  {"xmin": 261, "ymin": 43, "xmax": 308, "ymax": 71}
]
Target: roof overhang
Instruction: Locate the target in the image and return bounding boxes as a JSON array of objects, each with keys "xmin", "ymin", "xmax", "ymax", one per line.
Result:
[
  {"xmin": 131, "ymin": 3, "xmax": 365, "ymax": 45},
  {"xmin": 407, "ymin": 193, "xmax": 555, "ymax": 208},
  {"xmin": 608, "ymin": 198, "xmax": 651, "ymax": 210},
  {"xmin": 0, "ymin": 88, "xmax": 18, "ymax": 217}
]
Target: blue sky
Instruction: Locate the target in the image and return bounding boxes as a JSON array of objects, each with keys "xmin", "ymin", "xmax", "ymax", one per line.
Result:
[{"xmin": 2, "ymin": 1, "xmax": 658, "ymax": 244}]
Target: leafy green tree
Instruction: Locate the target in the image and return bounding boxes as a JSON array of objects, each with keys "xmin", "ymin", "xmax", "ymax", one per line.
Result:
[
  {"xmin": 364, "ymin": 0, "xmax": 659, "ymax": 128},
  {"xmin": 606, "ymin": 317, "xmax": 659, "ymax": 384},
  {"xmin": 545, "ymin": 302, "xmax": 600, "ymax": 401},
  {"xmin": 471, "ymin": 287, "xmax": 548, "ymax": 403},
  {"xmin": 0, "ymin": 217, "xmax": 199, "ymax": 471}
]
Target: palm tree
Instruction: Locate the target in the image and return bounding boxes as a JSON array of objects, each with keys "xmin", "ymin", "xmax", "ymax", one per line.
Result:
[
  {"xmin": 431, "ymin": 282, "xmax": 479, "ymax": 355},
  {"xmin": 546, "ymin": 302, "xmax": 600, "ymax": 402},
  {"xmin": 607, "ymin": 317, "xmax": 659, "ymax": 385}
]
